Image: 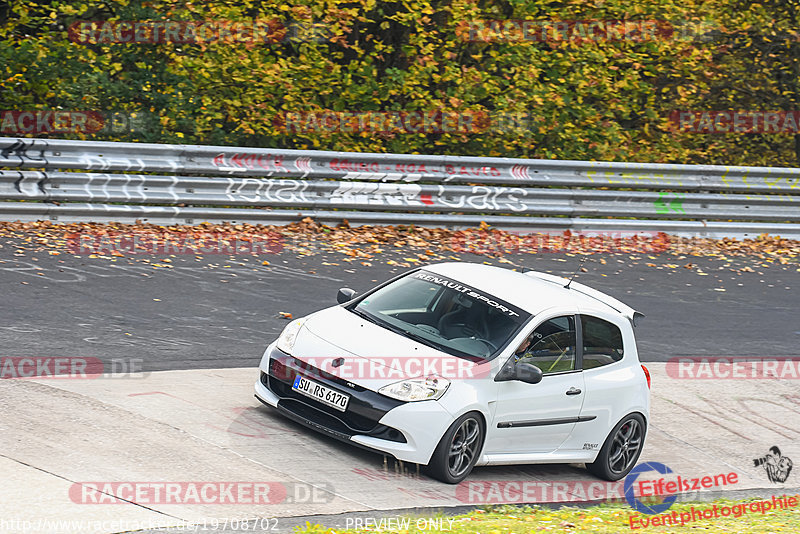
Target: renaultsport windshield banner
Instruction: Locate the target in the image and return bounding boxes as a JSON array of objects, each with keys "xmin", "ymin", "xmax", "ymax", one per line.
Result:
[{"xmin": 413, "ymin": 270, "xmax": 530, "ymax": 320}]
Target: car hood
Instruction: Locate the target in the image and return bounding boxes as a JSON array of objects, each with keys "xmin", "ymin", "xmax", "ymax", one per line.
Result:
[{"xmin": 290, "ymin": 306, "xmax": 487, "ymax": 389}]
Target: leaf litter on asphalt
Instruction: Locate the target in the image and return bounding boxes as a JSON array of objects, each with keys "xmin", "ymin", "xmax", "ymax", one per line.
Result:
[{"xmin": 1, "ymin": 220, "xmax": 798, "ymax": 276}]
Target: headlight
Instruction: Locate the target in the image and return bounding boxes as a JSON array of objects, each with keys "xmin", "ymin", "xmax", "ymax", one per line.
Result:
[
  {"xmin": 276, "ymin": 318, "xmax": 307, "ymax": 354},
  {"xmin": 378, "ymin": 376, "xmax": 450, "ymax": 402}
]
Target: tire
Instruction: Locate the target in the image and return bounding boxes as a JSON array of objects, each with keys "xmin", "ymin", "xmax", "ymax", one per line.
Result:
[
  {"xmin": 424, "ymin": 412, "xmax": 485, "ymax": 484},
  {"xmin": 586, "ymin": 413, "xmax": 647, "ymax": 481}
]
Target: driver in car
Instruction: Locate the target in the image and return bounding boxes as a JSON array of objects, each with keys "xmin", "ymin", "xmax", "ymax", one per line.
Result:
[
  {"xmin": 513, "ymin": 334, "xmax": 536, "ymax": 363},
  {"xmin": 512, "ymin": 325, "xmax": 574, "ymax": 374}
]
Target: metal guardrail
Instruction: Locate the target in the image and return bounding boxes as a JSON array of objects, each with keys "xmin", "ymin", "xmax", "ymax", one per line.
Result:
[{"xmin": 1, "ymin": 137, "xmax": 799, "ymax": 238}]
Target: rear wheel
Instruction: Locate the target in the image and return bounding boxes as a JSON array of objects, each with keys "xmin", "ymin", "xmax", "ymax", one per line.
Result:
[
  {"xmin": 586, "ymin": 413, "xmax": 646, "ymax": 481},
  {"xmin": 425, "ymin": 412, "xmax": 485, "ymax": 484}
]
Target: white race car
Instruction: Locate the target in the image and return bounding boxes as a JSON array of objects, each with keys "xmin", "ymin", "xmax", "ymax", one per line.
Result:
[{"xmin": 255, "ymin": 262, "xmax": 650, "ymax": 483}]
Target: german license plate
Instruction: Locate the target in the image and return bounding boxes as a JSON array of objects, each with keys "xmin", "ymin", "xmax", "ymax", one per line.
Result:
[{"xmin": 292, "ymin": 375, "xmax": 350, "ymax": 412}]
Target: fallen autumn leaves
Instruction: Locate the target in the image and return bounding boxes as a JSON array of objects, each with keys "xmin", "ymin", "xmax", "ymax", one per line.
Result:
[{"xmin": 0, "ymin": 219, "xmax": 798, "ymax": 268}]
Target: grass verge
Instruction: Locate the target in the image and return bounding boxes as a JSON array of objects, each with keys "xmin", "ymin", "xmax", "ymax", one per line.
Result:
[{"xmin": 296, "ymin": 496, "xmax": 800, "ymax": 533}]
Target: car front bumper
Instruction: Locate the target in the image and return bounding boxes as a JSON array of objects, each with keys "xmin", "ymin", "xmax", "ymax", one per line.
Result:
[{"xmin": 253, "ymin": 345, "xmax": 455, "ymax": 465}]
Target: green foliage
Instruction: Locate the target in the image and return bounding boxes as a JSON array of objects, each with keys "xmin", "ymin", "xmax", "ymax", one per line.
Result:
[
  {"xmin": 0, "ymin": 0, "xmax": 798, "ymax": 165},
  {"xmin": 671, "ymin": 0, "xmax": 800, "ymax": 166}
]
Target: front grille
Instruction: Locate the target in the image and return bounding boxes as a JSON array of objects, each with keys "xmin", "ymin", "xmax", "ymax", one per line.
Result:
[
  {"xmin": 261, "ymin": 347, "xmax": 406, "ymax": 443},
  {"xmin": 269, "ymin": 355, "xmax": 368, "ymax": 392},
  {"xmin": 267, "ymin": 372, "xmax": 378, "ymax": 432}
]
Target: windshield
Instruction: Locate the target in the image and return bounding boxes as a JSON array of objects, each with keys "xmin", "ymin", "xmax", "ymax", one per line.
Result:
[{"xmin": 351, "ymin": 270, "xmax": 531, "ymax": 361}]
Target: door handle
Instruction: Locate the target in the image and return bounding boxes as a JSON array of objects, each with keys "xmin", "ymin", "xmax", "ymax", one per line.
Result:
[{"xmin": 566, "ymin": 387, "xmax": 582, "ymax": 396}]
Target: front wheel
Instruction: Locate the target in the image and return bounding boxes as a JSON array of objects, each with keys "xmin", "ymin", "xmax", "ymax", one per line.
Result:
[
  {"xmin": 586, "ymin": 413, "xmax": 646, "ymax": 481},
  {"xmin": 425, "ymin": 412, "xmax": 485, "ymax": 484}
]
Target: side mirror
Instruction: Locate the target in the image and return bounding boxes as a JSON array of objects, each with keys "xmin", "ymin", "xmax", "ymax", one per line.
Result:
[
  {"xmin": 337, "ymin": 287, "xmax": 356, "ymax": 304},
  {"xmin": 514, "ymin": 362, "xmax": 543, "ymax": 384},
  {"xmin": 495, "ymin": 361, "xmax": 543, "ymax": 384}
]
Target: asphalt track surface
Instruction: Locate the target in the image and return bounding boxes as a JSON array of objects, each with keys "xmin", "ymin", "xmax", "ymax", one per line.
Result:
[
  {"xmin": 2, "ymin": 235, "xmax": 800, "ymax": 534},
  {"xmin": 1, "ymin": 240, "xmax": 798, "ymax": 372}
]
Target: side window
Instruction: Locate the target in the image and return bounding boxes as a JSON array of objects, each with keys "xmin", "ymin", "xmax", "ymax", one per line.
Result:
[
  {"xmin": 581, "ymin": 315, "xmax": 624, "ymax": 369},
  {"xmin": 514, "ymin": 316, "xmax": 577, "ymax": 375}
]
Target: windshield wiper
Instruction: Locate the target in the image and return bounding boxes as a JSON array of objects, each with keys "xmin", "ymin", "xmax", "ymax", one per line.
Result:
[
  {"xmin": 400, "ymin": 329, "xmax": 445, "ymax": 351},
  {"xmin": 353, "ymin": 308, "xmax": 443, "ymax": 351},
  {"xmin": 349, "ymin": 306, "xmax": 382, "ymax": 326},
  {"xmin": 351, "ymin": 307, "xmax": 478, "ymax": 361},
  {"xmin": 399, "ymin": 328, "xmax": 480, "ymax": 360},
  {"xmin": 352, "ymin": 307, "xmax": 430, "ymax": 345}
]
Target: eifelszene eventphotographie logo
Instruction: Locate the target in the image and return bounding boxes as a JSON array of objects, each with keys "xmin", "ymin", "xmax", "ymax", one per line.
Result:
[
  {"xmin": 624, "ymin": 461, "xmax": 739, "ymax": 515},
  {"xmin": 624, "ymin": 462, "xmax": 678, "ymax": 514}
]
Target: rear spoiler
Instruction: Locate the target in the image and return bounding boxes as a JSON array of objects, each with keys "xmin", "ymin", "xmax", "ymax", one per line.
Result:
[{"xmin": 524, "ymin": 271, "xmax": 645, "ymax": 326}]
